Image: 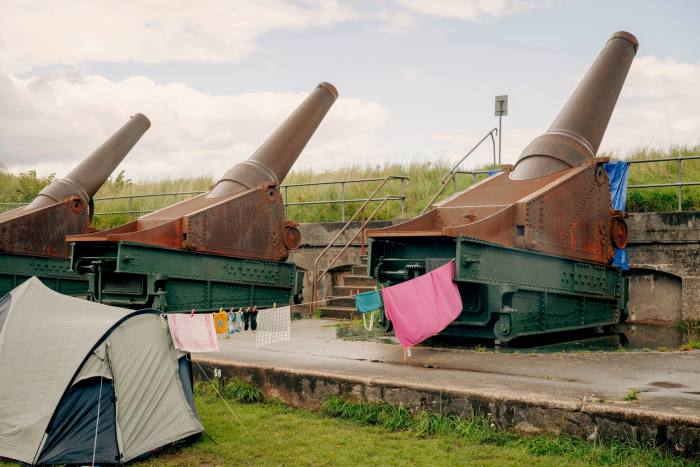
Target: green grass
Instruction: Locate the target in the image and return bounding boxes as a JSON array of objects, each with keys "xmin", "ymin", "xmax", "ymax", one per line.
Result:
[
  {"xmin": 0, "ymin": 382, "xmax": 694, "ymax": 467},
  {"xmin": 2, "ymin": 145, "xmax": 700, "ymax": 228}
]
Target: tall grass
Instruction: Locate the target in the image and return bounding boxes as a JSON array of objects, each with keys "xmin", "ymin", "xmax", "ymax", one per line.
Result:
[{"xmin": 2, "ymin": 146, "xmax": 700, "ymax": 228}]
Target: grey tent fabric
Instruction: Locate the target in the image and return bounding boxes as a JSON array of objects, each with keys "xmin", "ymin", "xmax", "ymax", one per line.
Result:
[
  {"xmin": 105, "ymin": 314, "xmax": 203, "ymax": 461},
  {"xmin": 0, "ymin": 294, "xmax": 9, "ymax": 334},
  {"xmin": 0, "ymin": 277, "xmax": 204, "ymax": 465},
  {"xmin": 178, "ymin": 357, "xmax": 197, "ymax": 415},
  {"xmin": 37, "ymin": 378, "xmax": 119, "ymax": 465}
]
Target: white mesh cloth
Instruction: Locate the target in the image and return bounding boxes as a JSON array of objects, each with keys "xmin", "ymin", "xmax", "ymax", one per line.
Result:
[{"xmin": 255, "ymin": 306, "xmax": 291, "ymax": 348}]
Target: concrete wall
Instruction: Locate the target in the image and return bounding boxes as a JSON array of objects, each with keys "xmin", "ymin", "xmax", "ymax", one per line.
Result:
[
  {"xmin": 288, "ymin": 221, "xmax": 392, "ymax": 304},
  {"xmin": 627, "ymin": 212, "xmax": 700, "ymax": 322},
  {"xmin": 197, "ymin": 359, "xmax": 700, "ymax": 457}
]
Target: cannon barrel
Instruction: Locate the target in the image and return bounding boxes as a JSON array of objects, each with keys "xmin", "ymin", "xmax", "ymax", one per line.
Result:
[
  {"xmin": 511, "ymin": 31, "xmax": 638, "ymax": 180},
  {"xmin": 27, "ymin": 113, "xmax": 151, "ymax": 209},
  {"xmin": 207, "ymin": 82, "xmax": 338, "ymax": 198}
]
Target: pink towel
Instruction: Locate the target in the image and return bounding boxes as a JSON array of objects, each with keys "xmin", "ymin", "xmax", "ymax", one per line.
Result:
[
  {"xmin": 167, "ymin": 313, "xmax": 220, "ymax": 353},
  {"xmin": 381, "ymin": 260, "xmax": 462, "ymax": 348}
]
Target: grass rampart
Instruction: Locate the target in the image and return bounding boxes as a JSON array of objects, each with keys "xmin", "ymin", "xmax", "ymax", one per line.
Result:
[{"xmin": 1, "ymin": 145, "xmax": 699, "ymax": 229}]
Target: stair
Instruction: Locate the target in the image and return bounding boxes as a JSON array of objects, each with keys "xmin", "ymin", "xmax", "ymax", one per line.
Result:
[{"xmin": 316, "ymin": 261, "xmax": 376, "ymax": 319}]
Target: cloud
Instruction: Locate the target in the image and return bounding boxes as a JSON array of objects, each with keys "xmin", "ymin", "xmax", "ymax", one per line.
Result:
[
  {"xmin": 0, "ymin": 69, "xmax": 387, "ymax": 180},
  {"xmin": 375, "ymin": 10, "xmax": 416, "ymax": 34},
  {"xmin": 0, "ymin": 0, "xmax": 358, "ymax": 72},
  {"xmin": 394, "ymin": 0, "xmax": 551, "ymax": 21},
  {"xmin": 602, "ymin": 55, "xmax": 700, "ymax": 154}
]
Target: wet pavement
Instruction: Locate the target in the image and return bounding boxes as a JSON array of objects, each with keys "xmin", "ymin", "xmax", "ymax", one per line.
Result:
[{"xmin": 194, "ymin": 319, "xmax": 700, "ymax": 421}]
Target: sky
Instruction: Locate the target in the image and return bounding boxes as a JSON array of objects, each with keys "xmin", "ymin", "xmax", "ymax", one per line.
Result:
[{"xmin": 1, "ymin": 0, "xmax": 699, "ymax": 180}]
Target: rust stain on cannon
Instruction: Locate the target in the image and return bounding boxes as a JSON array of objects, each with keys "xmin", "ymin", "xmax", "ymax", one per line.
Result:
[
  {"xmin": 0, "ymin": 114, "xmax": 151, "ymax": 257},
  {"xmin": 368, "ymin": 32, "xmax": 638, "ymax": 265},
  {"xmin": 69, "ymin": 82, "xmax": 338, "ymax": 262}
]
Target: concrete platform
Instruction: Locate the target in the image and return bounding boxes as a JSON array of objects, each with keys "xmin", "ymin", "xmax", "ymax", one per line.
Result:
[{"xmin": 194, "ymin": 319, "xmax": 700, "ymax": 456}]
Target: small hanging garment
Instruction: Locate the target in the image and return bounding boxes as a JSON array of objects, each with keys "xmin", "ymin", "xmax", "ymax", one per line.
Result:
[
  {"xmin": 228, "ymin": 308, "xmax": 241, "ymax": 336},
  {"xmin": 354, "ymin": 290, "xmax": 382, "ymax": 331},
  {"xmin": 256, "ymin": 306, "xmax": 291, "ymax": 348},
  {"xmin": 167, "ymin": 313, "xmax": 219, "ymax": 353},
  {"xmin": 381, "ymin": 260, "xmax": 462, "ymax": 348},
  {"xmin": 213, "ymin": 309, "xmax": 228, "ymax": 334},
  {"xmin": 235, "ymin": 309, "xmax": 243, "ymax": 332},
  {"xmin": 355, "ymin": 290, "xmax": 382, "ymax": 313}
]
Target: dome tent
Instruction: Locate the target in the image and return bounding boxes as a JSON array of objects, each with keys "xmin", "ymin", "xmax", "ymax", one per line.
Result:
[{"xmin": 0, "ymin": 277, "xmax": 203, "ymax": 465}]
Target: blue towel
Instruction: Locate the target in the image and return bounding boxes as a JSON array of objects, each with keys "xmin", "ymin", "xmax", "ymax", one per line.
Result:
[{"xmin": 355, "ymin": 290, "xmax": 382, "ymax": 313}]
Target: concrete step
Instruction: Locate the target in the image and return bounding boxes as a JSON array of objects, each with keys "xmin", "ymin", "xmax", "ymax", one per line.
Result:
[
  {"xmin": 343, "ymin": 274, "xmax": 376, "ymax": 287},
  {"xmin": 351, "ymin": 264, "xmax": 369, "ymax": 276},
  {"xmin": 326, "ymin": 295, "xmax": 356, "ymax": 307},
  {"xmin": 333, "ymin": 285, "xmax": 374, "ymax": 297},
  {"xmin": 317, "ymin": 306, "xmax": 356, "ymax": 319}
]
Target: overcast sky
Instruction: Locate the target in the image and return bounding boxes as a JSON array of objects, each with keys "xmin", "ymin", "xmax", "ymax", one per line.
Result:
[{"xmin": 1, "ymin": 0, "xmax": 699, "ymax": 180}]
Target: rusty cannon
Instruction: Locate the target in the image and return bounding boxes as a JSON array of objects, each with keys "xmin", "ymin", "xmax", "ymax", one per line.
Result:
[
  {"xmin": 367, "ymin": 32, "xmax": 637, "ymax": 342},
  {"xmin": 0, "ymin": 114, "xmax": 151, "ymax": 296},
  {"xmin": 68, "ymin": 82, "xmax": 338, "ymax": 312}
]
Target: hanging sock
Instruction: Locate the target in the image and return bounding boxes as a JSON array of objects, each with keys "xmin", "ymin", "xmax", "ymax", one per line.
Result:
[
  {"xmin": 235, "ymin": 308, "xmax": 243, "ymax": 332},
  {"xmin": 254, "ymin": 307, "xmax": 260, "ymax": 330},
  {"xmin": 382, "ymin": 260, "xmax": 462, "ymax": 348},
  {"xmin": 243, "ymin": 308, "xmax": 251, "ymax": 331}
]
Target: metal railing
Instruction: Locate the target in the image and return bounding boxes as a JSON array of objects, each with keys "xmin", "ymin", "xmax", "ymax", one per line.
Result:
[
  {"xmin": 282, "ymin": 176, "xmax": 409, "ymax": 221},
  {"xmin": 0, "ymin": 176, "xmax": 409, "ymax": 222},
  {"xmin": 310, "ymin": 176, "xmax": 402, "ymax": 314},
  {"xmin": 627, "ymin": 155, "xmax": 700, "ymax": 212},
  {"xmin": 91, "ymin": 191, "xmax": 206, "ymax": 218},
  {"xmin": 421, "ymin": 128, "xmax": 498, "ymax": 214}
]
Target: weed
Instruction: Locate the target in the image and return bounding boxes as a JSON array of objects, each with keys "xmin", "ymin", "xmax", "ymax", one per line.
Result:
[
  {"xmin": 681, "ymin": 340, "xmax": 700, "ymax": 351},
  {"xmin": 194, "ymin": 378, "xmax": 262, "ymax": 403},
  {"xmin": 222, "ymin": 379, "xmax": 263, "ymax": 403},
  {"xmin": 623, "ymin": 389, "xmax": 640, "ymax": 402}
]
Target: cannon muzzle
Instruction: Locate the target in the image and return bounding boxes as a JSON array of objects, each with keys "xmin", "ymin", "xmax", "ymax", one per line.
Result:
[
  {"xmin": 207, "ymin": 82, "xmax": 338, "ymax": 198},
  {"xmin": 511, "ymin": 31, "xmax": 638, "ymax": 180},
  {"xmin": 27, "ymin": 113, "xmax": 151, "ymax": 209}
]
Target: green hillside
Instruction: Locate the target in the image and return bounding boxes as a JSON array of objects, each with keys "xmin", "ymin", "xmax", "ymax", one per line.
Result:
[{"xmin": 1, "ymin": 145, "xmax": 699, "ymax": 229}]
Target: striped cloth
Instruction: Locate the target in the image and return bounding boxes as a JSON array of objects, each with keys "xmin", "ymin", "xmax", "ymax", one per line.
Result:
[{"xmin": 167, "ymin": 313, "xmax": 220, "ymax": 353}]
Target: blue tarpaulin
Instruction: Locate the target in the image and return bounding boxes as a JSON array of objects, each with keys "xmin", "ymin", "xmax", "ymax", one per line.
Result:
[{"xmin": 604, "ymin": 161, "xmax": 630, "ymax": 270}]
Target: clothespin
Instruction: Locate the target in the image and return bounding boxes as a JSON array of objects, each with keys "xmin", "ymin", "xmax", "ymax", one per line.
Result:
[
  {"xmin": 190, "ymin": 307, "xmax": 195, "ymax": 317},
  {"xmin": 159, "ymin": 313, "xmax": 168, "ymax": 329},
  {"xmin": 273, "ymin": 302, "xmax": 276, "ymax": 311}
]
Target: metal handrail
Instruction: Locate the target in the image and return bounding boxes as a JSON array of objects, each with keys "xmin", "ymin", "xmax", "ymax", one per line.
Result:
[
  {"xmin": 626, "ymin": 154, "xmax": 700, "ymax": 212},
  {"xmin": 310, "ymin": 177, "xmax": 399, "ymax": 314},
  {"xmin": 282, "ymin": 175, "xmax": 408, "ymax": 220},
  {"xmin": 421, "ymin": 128, "xmax": 498, "ymax": 214}
]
